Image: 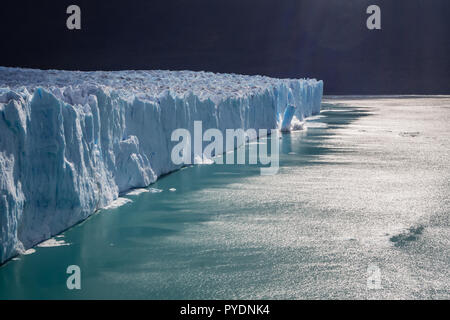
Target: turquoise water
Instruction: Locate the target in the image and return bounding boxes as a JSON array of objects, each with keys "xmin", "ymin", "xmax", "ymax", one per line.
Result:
[{"xmin": 1, "ymin": 97, "xmax": 449, "ymax": 299}]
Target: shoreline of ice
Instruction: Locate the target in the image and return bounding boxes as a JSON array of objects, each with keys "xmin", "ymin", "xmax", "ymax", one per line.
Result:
[{"xmin": 0, "ymin": 67, "xmax": 323, "ymax": 263}]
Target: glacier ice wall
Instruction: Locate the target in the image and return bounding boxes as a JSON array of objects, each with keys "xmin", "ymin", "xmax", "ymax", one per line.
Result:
[{"xmin": 0, "ymin": 67, "xmax": 323, "ymax": 263}]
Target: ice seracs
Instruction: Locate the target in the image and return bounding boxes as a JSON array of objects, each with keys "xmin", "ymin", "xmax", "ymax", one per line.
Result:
[{"xmin": 0, "ymin": 67, "xmax": 323, "ymax": 263}]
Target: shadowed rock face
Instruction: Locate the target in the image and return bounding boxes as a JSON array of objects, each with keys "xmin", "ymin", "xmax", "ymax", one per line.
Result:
[{"xmin": 0, "ymin": 67, "xmax": 323, "ymax": 263}]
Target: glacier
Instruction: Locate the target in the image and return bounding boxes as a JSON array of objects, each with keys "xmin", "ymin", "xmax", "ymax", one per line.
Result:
[{"xmin": 0, "ymin": 67, "xmax": 323, "ymax": 263}]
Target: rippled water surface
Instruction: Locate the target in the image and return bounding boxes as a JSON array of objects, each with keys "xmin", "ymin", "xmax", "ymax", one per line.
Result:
[{"xmin": 1, "ymin": 96, "xmax": 449, "ymax": 299}]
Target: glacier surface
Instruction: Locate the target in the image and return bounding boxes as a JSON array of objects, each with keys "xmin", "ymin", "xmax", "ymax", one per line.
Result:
[{"xmin": 0, "ymin": 67, "xmax": 323, "ymax": 263}]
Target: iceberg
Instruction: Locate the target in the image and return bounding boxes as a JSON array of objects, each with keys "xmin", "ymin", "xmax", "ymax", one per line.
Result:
[{"xmin": 0, "ymin": 67, "xmax": 323, "ymax": 263}]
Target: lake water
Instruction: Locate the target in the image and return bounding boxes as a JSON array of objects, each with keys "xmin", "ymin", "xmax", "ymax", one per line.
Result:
[{"xmin": 1, "ymin": 96, "xmax": 449, "ymax": 299}]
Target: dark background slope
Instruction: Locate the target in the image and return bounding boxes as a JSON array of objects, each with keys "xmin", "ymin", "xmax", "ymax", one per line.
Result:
[{"xmin": 0, "ymin": 0, "xmax": 449, "ymax": 94}]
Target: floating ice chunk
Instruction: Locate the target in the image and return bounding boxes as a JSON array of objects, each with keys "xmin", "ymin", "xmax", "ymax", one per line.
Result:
[
  {"xmin": 305, "ymin": 122, "xmax": 328, "ymax": 128},
  {"xmin": 194, "ymin": 155, "xmax": 215, "ymax": 165},
  {"xmin": 291, "ymin": 118, "xmax": 305, "ymax": 131},
  {"xmin": 23, "ymin": 249, "xmax": 36, "ymax": 255},
  {"xmin": 125, "ymin": 188, "xmax": 151, "ymax": 196},
  {"xmin": 305, "ymin": 114, "xmax": 325, "ymax": 121},
  {"xmin": 37, "ymin": 238, "xmax": 71, "ymax": 248},
  {"xmin": 102, "ymin": 198, "xmax": 132, "ymax": 210}
]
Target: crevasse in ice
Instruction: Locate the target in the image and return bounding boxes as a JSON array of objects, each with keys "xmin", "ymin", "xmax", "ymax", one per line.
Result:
[{"xmin": 0, "ymin": 67, "xmax": 323, "ymax": 263}]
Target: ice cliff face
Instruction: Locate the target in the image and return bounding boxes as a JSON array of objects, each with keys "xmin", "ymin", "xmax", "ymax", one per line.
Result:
[{"xmin": 0, "ymin": 67, "xmax": 323, "ymax": 263}]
